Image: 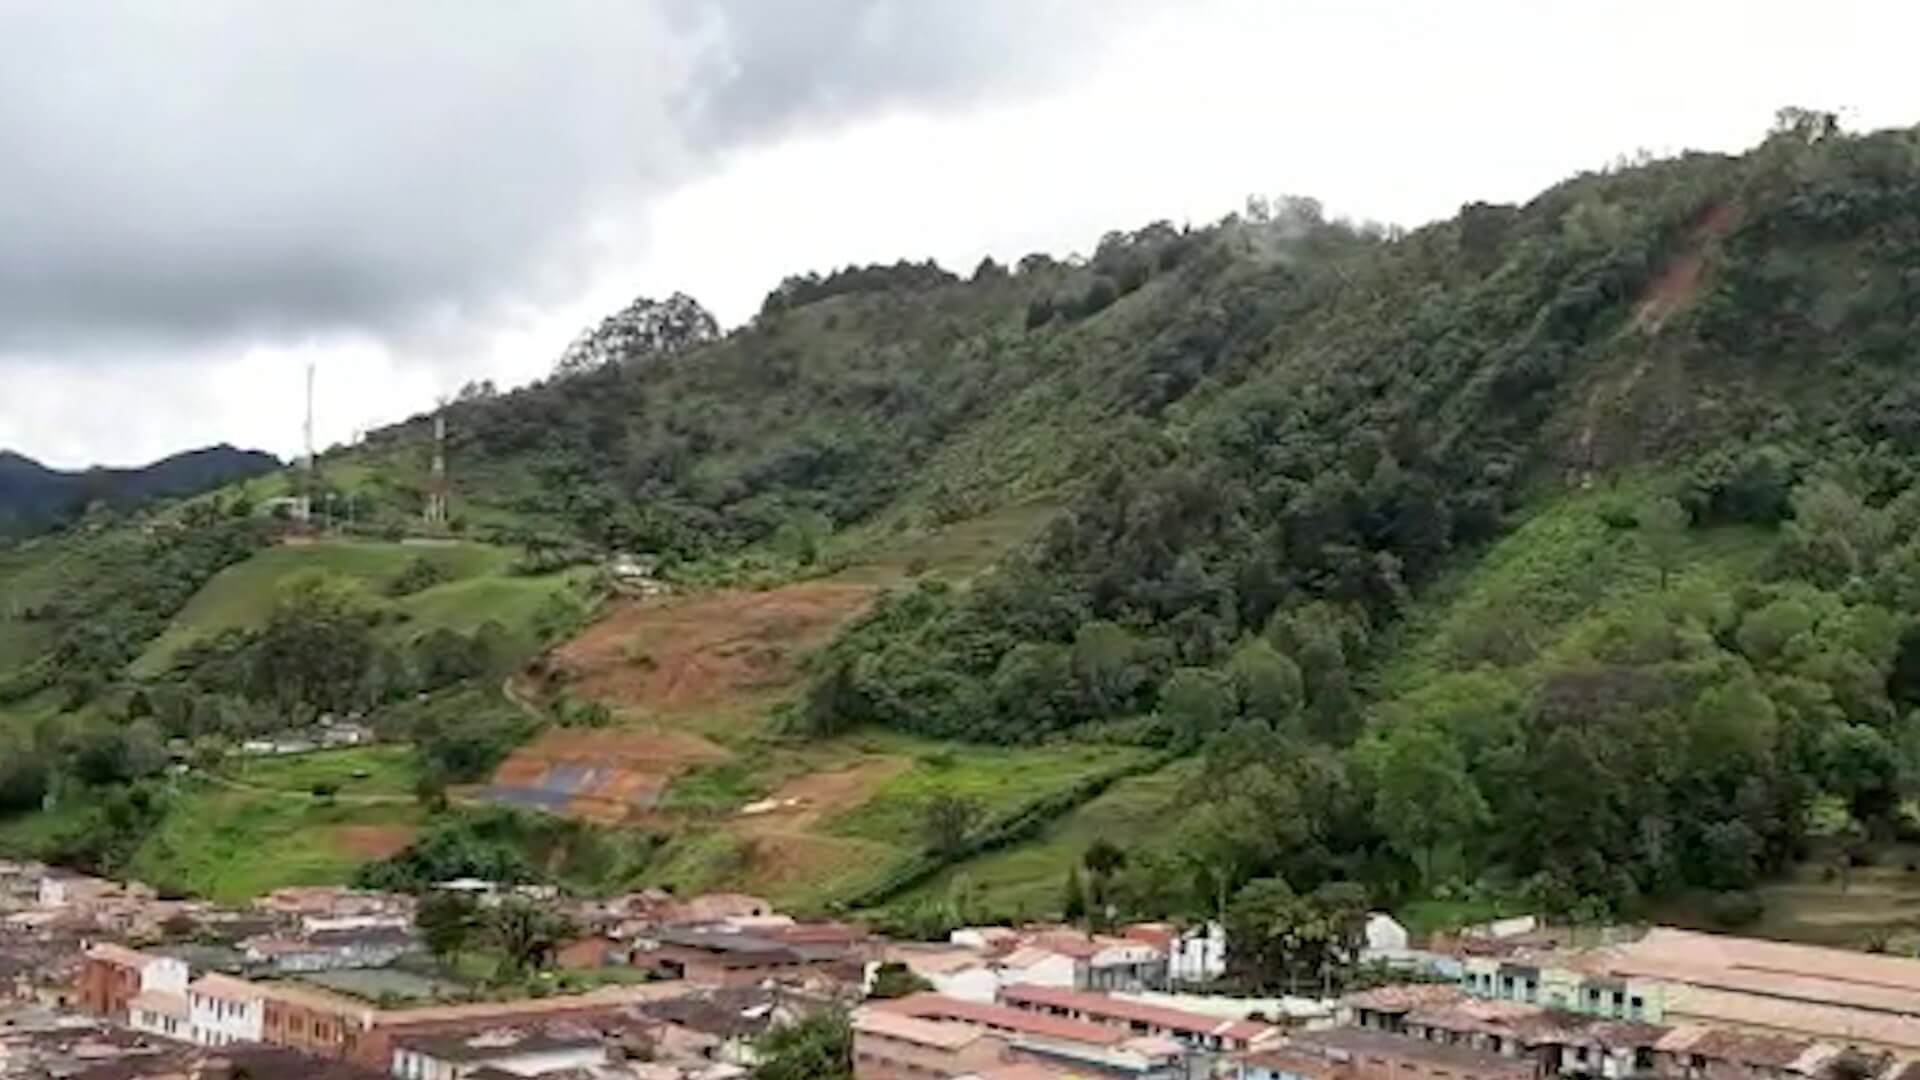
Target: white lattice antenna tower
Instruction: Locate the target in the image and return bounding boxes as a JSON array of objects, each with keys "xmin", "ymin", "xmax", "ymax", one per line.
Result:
[{"xmin": 424, "ymin": 399, "xmax": 449, "ymax": 526}]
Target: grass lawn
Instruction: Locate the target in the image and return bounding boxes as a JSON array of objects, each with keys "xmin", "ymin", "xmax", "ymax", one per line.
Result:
[
  {"xmin": 658, "ymin": 760, "xmax": 769, "ymax": 814},
  {"xmin": 225, "ymin": 745, "xmax": 421, "ymax": 797},
  {"xmin": 134, "ymin": 540, "xmax": 517, "ymax": 673},
  {"xmin": 0, "ymin": 796, "xmax": 95, "ymax": 859},
  {"xmin": 127, "ymin": 780, "xmax": 425, "ymax": 902},
  {"xmin": 390, "ymin": 569, "xmax": 584, "ymax": 657},
  {"xmin": 898, "ymin": 759, "xmax": 1196, "ymax": 917},
  {"xmin": 825, "ymin": 733, "xmax": 1152, "ymax": 845}
]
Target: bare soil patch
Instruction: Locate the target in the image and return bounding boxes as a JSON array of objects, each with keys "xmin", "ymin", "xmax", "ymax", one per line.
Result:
[
  {"xmin": 1632, "ymin": 202, "xmax": 1742, "ymax": 332},
  {"xmin": 549, "ymin": 583, "xmax": 876, "ymax": 716},
  {"xmin": 330, "ymin": 824, "xmax": 418, "ymax": 859},
  {"xmin": 489, "ymin": 727, "xmax": 730, "ymax": 823},
  {"xmin": 734, "ymin": 756, "xmax": 910, "ymax": 836}
]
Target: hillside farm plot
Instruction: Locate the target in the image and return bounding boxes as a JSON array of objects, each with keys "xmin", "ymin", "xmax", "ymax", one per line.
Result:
[
  {"xmin": 225, "ymin": 745, "xmax": 420, "ymax": 798},
  {"xmin": 548, "ymin": 582, "xmax": 876, "ymax": 721},
  {"xmin": 126, "ymin": 781, "xmax": 427, "ymax": 902},
  {"xmin": 899, "ymin": 760, "xmax": 1195, "ymax": 915},
  {"xmin": 638, "ymin": 733, "xmax": 1156, "ymax": 911},
  {"xmin": 486, "ymin": 727, "xmax": 730, "ymax": 823},
  {"xmin": 133, "ymin": 539, "xmax": 521, "ymax": 673}
]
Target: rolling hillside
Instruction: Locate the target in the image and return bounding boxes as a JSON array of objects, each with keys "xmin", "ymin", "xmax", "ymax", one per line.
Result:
[{"xmin": 6, "ymin": 114, "xmax": 1920, "ymax": 940}]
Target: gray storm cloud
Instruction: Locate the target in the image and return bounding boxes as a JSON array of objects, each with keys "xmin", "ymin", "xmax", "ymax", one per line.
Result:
[{"xmin": 0, "ymin": 0, "xmax": 1131, "ymax": 357}]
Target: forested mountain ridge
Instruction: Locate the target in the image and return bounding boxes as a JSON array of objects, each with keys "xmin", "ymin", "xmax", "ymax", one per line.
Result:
[
  {"xmin": 7, "ymin": 111, "xmax": 1920, "ymax": 936},
  {"xmin": 0, "ymin": 445, "xmax": 277, "ymax": 537}
]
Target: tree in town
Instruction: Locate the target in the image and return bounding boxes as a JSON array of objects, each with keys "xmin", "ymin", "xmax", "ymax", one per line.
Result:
[
  {"xmin": 1225, "ymin": 876, "xmax": 1368, "ymax": 993},
  {"xmin": 752, "ymin": 1009, "xmax": 852, "ymax": 1080},
  {"xmin": 417, "ymin": 891, "xmax": 480, "ymax": 965},
  {"xmin": 486, "ymin": 899, "xmax": 574, "ymax": 976},
  {"xmin": 867, "ymin": 962, "xmax": 933, "ymax": 1000},
  {"xmin": 1063, "ymin": 865, "xmax": 1089, "ymax": 924}
]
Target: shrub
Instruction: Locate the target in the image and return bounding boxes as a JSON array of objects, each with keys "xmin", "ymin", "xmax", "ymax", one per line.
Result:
[{"xmin": 1708, "ymin": 890, "xmax": 1765, "ymax": 928}]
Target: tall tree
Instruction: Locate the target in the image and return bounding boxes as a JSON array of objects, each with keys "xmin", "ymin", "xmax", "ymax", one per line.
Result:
[
  {"xmin": 1639, "ymin": 497, "xmax": 1690, "ymax": 591},
  {"xmin": 1371, "ymin": 724, "xmax": 1488, "ymax": 884}
]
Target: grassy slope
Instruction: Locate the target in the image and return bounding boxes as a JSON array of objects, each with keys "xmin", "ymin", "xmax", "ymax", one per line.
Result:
[
  {"xmin": 115, "ymin": 746, "xmax": 425, "ymax": 902},
  {"xmin": 645, "ymin": 733, "xmax": 1151, "ymax": 911},
  {"xmin": 898, "ymin": 759, "xmax": 1198, "ymax": 916},
  {"xmin": 1374, "ymin": 478, "xmax": 1776, "ymax": 697},
  {"xmin": 225, "ymin": 745, "xmax": 421, "ymax": 796},
  {"xmin": 127, "ymin": 779, "xmax": 426, "ymax": 902},
  {"xmin": 132, "ymin": 540, "xmax": 571, "ymax": 673}
]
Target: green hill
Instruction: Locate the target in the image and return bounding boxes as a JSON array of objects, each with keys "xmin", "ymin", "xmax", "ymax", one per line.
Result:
[{"xmin": 7, "ymin": 113, "xmax": 1920, "ymax": 942}]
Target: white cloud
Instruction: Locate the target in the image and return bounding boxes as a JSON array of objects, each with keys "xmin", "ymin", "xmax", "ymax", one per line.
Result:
[{"xmin": 6, "ymin": 0, "xmax": 1918, "ymax": 467}]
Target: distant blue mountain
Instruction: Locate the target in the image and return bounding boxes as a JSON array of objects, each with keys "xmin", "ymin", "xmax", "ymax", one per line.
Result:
[{"xmin": 0, "ymin": 444, "xmax": 279, "ymax": 535}]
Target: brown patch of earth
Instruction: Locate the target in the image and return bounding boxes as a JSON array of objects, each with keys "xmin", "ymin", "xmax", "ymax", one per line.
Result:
[
  {"xmin": 488, "ymin": 726, "xmax": 730, "ymax": 824},
  {"xmin": 733, "ymin": 832, "xmax": 901, "ymax": 899},
  {"xmin": 733, "ymin": 756, "xmax": 911, "ymax": 836},
  {"xmin": 548, "ymin": 583, "xmax": 877, "ymax": 717},
  {"xmin": 1632, "ymin": 202, "xmax": 1743, "ymax": 332},
  {"xmin": 331, "ymin": 825, "xmax": 419, "ymax": 859}
]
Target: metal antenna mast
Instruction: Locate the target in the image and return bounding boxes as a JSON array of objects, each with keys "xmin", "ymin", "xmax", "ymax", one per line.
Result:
[
  {"xmin": 425, "ymin": 399, "xmax": 449, "ymax": 527},
  {"xmin": 301, "ymin": 362, "xmax": 317, "ymax": 523}
]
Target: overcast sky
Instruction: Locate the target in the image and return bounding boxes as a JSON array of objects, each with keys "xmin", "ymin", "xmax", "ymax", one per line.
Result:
[{"xmin": 3, "ymin": 0, "xmax": 1915, "ymax": 468}]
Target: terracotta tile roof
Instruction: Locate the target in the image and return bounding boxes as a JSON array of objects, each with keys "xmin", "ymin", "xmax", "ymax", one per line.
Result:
[
  {"xmin": 1239, "ymin": 1046, "xmax": 1346, "ymax": 1080},
  {"xmin": 1405, "ymin": 997, "xmax": 1543, "ymax": 1031},
  {"xmin": 376, "ymin": 984, "xmax": 682, "ymax": 1027},
  {"xmin": 1661, "ymin": 984, "xmax": 1920, "ymax": 1053},
  {"xmin": 959, "ymin": 1065, "xmax": 1085, "ymax": 1080},
  {"xmin": 1669, "ymin": 1026, "xmax": 1826, "ymax": 1069},
  {"xmin": 84, "ymin": 944, "xmax": 157, "ymax": 969},
  {"xmin": 883, "ymin": 946, "xmax": 988, "ymax": 976},
  {"xmin": 1297, "ymin": 1026, "xmax": 1533, "ymax": 1074},
  {"xmin": 189, "ymin": 973, "xmax": 262, "ymax": 1002},
  {"xmin": 256, "ymin": 980, "xmax": 377, "ymax": 1019},
  {"xmin": 879, "ymin": 992, "xmax": 1127, "ymax": 1046},
  {"xmin": 998, "ymin": 984, "xmax": 1278, "ymax": 1044},
  {"xmin": 1605, "ymin": 927, "xmax": 1920, "ymax": 1026},
  {"xmin": 1342, "ymin": 983, "xmax": 1467, "ymax": 1012},
  {"xmin": 1122, "ymin": 924, "xmax": 1175, "ymax": 950},
  {"xmin": 852, "ymin": 1008, "xmax": 994, "ymax": 1051},
  {"xmin": 127, "ymin": 991, "xmax": 188, "ymax": 1019},
  {"xmin": 1024, "ymin": 931, "xmax": 1101, "ymax": 960}
]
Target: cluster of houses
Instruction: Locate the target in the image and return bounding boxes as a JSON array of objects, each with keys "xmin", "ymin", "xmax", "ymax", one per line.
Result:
[
  {"xmin": 67, "ymin": 887, "xmax": 877, "ymax": 1079},
  {"xmin": 10, "ymin": 860, "xmax": 1920, "ymax": 1080}
]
